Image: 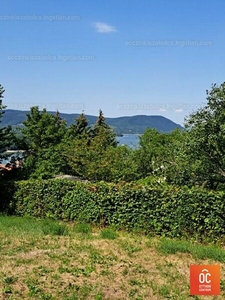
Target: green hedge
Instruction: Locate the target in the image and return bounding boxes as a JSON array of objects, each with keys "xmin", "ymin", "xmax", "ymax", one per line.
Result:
[
  {"xmin": 0, "ymin": 179, "xmax": 225, "ymax": 242},
  {"xmin": 0, "ymin": 180, "xmax": 16, "ymax": 214}
]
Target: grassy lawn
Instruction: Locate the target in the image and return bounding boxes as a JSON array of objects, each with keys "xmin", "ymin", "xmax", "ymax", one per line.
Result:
[{"xmin": 0, "ymin": 216, "xmax": 224, "ymax": 299}]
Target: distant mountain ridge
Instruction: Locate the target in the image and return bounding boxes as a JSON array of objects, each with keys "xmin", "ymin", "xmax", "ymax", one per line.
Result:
[{"xmin": 2, "ymin": 109, "xmax": 183, "ymax": 134}]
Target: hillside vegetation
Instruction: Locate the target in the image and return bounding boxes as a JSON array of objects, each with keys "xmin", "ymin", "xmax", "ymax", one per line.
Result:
[{"xmin": 1, "ymin": 109, "xmax": 183, "ymax": 134}]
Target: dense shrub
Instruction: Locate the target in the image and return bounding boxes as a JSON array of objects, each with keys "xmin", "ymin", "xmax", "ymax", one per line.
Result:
[
  {"xmin": 20, "ymin": 180, "xmax": 84, "ymax": 218},
  {"xmin": 0, "ymin": 180, "xmax": 16, "ymax": 213},
  {"xmin": 1, "ymin": 179, "xmax": 225, "ymax": 242}
]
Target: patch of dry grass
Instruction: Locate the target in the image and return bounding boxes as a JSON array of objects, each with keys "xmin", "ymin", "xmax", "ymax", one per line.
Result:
[{"xmin": 0, "ymin": 216, "xmax": 224, "ymax": 299}]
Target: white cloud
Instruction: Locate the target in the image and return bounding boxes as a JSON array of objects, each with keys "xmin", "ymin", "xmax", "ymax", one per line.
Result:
[{"xmin": 93, "ymin": 22, "xmax": 117, "ymax": 33}]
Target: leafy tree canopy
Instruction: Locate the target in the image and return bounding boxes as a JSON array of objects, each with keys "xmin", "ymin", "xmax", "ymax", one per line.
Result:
[
  {"xmin": 0, "ymin": 85, "xmax": 12, "ymax": 162},
  {"xmin": 184, "ymin": 82, "xmax": 225, "ymax": 189},
  {"xmin": 22, "ymin": 106, "xmax": 67, "ymax": 150},
  {"xmin": 20, "ymin": 106, "xmax": 68, "ymax": 179}
]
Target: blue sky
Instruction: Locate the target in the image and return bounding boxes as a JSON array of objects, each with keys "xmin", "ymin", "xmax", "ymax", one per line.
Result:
[{"xmin": 1, "ymin": 0, "xmax": 225, "ymax": 125}]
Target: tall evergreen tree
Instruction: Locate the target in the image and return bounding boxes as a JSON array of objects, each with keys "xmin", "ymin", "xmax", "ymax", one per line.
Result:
[
  {"xmin": 22, "ymin": 106, "xmax": 67, "ymax": 149},
  {"xmin": 0, "ymin": 85, "xmax": 12, "ymax": 162},
  {"xmin": 92, "ymin": 109, "xmax": 117, "ymax": 148},
  {"xmin": 67, "ymin": 111, "xmax": 89, "ymax": 138},
  {"xmin": 96, "ymin": 109, "xmax": 107, "ymax": 127},
  {"xmin": 63, "ymin": 110, "xmax": 118, "ymax": 180},
  {"xmin": 21, "ymin": 106, "xmax": 68, "ymax": 179}
]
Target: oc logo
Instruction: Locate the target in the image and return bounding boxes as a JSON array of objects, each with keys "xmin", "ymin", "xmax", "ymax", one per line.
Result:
[{"xmin": 199, "ymin": 269, "xmax": 211, "ymax": 283}]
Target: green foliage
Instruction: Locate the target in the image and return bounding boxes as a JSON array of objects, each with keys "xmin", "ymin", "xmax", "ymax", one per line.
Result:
[
  {"xmin": 100, "ymin": 228, "xmax": 118, "ymax": 240},
  {"xmin": 92, "ymin": 109, "xmax": 118, "ymax": 148},
  {"xmin": 72, "ymin": 144, "xmax": 138, "ymax": 182},
  {"xmin": 134, "ymin": 128, "xmax": 166, "ymax": 177},
  {"xmin": 158, "ymin": 238, "xmax": 225, "ymax": 262},
  {"xmin": 0, "ymin": 214, "xmax": 69, "ymax": 237},
  {"xmin": 22, "ymin": 107, "xmax": 67, "ymax": 149},
  {"xmin": 97, "ymin": 145, "xmax": 139, "ymax": 182},
  {"xmin": 0, "ymin": 84, "xmax": 6, "ymax": 121},
  {"xmin": 41, "ymin": 219, "xmax": 69, "ymax": 236},
  {"xmin": 134, "ymin": 128, "xmax": 187, "ymax": 182},
  {"xmin": 2, "ymin": 179, "xmax": 225, "ymax": 242},
  {"xmin": 0, "ymin": 84, "xmax": 13, "ymax": 163},
  {"xmin": 1, "ymin": 110, "xmax": 182, "ymax": 134},
  {"xmin": 158, "ymin": 238, "xmax": 191, "ymax": 254},
  {"xmin": 0, "ymin": 180, "xmax": 16, "ymax": 213},
  {"xmin": 131, "ymin": 83, "xmax": 225, "ymax": 190},
  {"xmin": 66, "ymin": 112, "xmax": 89, "ymax": 138},
  {"xmin": 21, "ymin": 106, "xmax": 69, "ymax": 179},
  {"xmin": 136, "ymin": 175, "xmax": 168, "ymax": 186},
  {"xmin": 61, "ymin": 186, "xmax": 100, "ymax": 222},
  {"xmin": 24, "ymin": 144, "xmax": 69, "ymax": 179},
  {"xmin": 63, "ymin": 111, "xmax": 129, "ymax": 182},
  {"xmin": 2, "ymin": 179, "xmax": 79, "ymax": 217},
  {"xmin": 184, "ymin": 82, "xmax": 225, "ymax": 189},
  {"xmin": 73, "ymin": 223, "xmax": 92, "ymax": 234}
]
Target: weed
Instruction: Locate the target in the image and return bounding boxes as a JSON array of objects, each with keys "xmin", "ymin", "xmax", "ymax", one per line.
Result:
[
  {"xmin": 41, "ymin": 219, "xmax": 69, "ymax": 236},
  {"xmin": 129, "ymin": 288, "xmax": 138, "ymax": 297},
  {"xmin": 123, "ymin": 266, "xmax": 129, "ymax": 275},
  {"xmin": 95, "ymin": 292, "xmax": 103, "ymax": 300},
  {"xmin": 100, "ymin": 228, "xmax": 118, "ymax": 240},
  {"xmin": 158, "ymin": 285, "xmax": 170, "ymax": 297},
  {"xmin": 158, "ymin": 238, "xmax": 190, "ymax": 254},
  {"xmin": 40, "ymin": 293, "xmax": 53, "ymax": 300},
  {"xmin": 119, "ymin": 240, "xmax": 142, "ymax": 256},
  {"xmin": 2, "ymin": 276, "xmax": 17, "ymax": 284},
  {"xmin": 73, "ymin": 223, "xmax": 92, "ymax": 234}
]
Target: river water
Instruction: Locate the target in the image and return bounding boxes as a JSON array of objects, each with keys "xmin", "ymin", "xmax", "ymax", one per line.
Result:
[{"xmin": 117, "ymin": 134, "xmax": 140, "ymax": 148}]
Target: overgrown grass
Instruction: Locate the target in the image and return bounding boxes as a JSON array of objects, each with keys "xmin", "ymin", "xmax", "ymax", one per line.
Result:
[
  {"xmin": 0, "ymin": 215, "xmax": 224, "ymax": 299},
  {"xmin": 158, "ymin": 238, "xmax": 225, "ymax": 262},
  {"xmin": 0, "ymin": 215, "xmax": 43, "ymax": 235},
  {"xmin": 41, "ymin": 219, "xmax": 69, "ymax": 236},
  {"xmin": 100, "ymin": 228, "xmax": 118, "ymax": 240},
  {"xmin": 73, "ymin": 223, "xmax": 92, "ymax": 234}
]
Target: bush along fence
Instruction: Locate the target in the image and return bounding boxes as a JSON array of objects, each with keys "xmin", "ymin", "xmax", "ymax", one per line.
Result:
[{"xmin": 0, "ymin": 179, "xmax": 225, "ymax": 242}]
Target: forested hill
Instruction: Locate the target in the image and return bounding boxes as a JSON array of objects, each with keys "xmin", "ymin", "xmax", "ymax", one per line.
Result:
[{"xmin": 2, "ymin": 109, "xmax": 183, "ymax": 134}]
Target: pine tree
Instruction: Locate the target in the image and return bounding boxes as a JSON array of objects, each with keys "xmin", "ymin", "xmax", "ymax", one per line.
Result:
[
  {"xmin": 67, "ymin": 111, "xmax": 89, "ymax": 138},
  {"xmin": 96, "ymin": 109, "xmax": 107, "ymax": 127},
  {"xmin": 21, "ymin": 106, "xmax": 68, "ymax": 178},
  {"xmin": 92, "ymin": 109, "xmax": 117, "ymax": 148},
  {"xmin": 0, "ymin": 85, "xmax": 12, "ymax": 162}
]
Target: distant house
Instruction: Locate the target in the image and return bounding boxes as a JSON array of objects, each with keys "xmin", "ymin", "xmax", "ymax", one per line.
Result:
[
  {"xmin": 0, "ymin": 157, "xmax": 23, "ymax": 179},
  {"xmin": 0, "ymin": 163, "xmax": 14, "ymax": 171}
]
